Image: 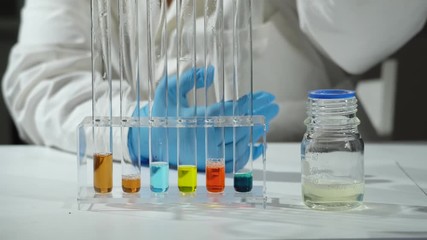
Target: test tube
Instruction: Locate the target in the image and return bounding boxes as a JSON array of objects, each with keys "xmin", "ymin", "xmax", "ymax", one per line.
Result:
[
  {"xmin": 176, "ymin": 0, "xmax": 198, "ymax": 194},
  {"xmin": 91, "ymin": 0, "xmax": 113, "ymax": 193},
  {"xmin": 119, "ymin": 0, "xmax": 141, "ymax": 193},
  {"xmin": 204, "ymin": 0, "xmax": 226, "ymax": 193},
  {"xmin": 232, "ymin": 0, "xmax": 253, "ymax": 193},
  {"xmin": 145, "ymin": 0, "xmax": 170, "ymax": 193}
]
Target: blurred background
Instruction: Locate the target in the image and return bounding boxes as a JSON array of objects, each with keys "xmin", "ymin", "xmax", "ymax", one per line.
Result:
[
  {"xmin": 0, "ymin": 1, "xmax": 426, "ymax": 144},
  {"xmin": 0, "ymin": 0, "xmax": 23, "ymax": 144}
]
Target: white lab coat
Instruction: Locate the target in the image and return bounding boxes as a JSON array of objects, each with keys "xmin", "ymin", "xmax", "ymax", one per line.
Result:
[{"xmin": 2, "ymin": 0, "xmax": 427, "ymax": 157}]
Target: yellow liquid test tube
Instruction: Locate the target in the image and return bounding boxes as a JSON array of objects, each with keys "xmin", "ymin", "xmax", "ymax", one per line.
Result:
[{"xmin": 178, "ymin": 165, "xmax": 197, "ymax": 193}]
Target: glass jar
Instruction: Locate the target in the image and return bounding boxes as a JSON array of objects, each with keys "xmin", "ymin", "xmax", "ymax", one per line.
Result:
[{"xmin": 301, "ymin": 89, "xmax": 364, "ymax": 210}]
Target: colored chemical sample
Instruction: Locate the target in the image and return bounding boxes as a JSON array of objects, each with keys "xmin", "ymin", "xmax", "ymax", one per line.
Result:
[
  {"xmin": 302, "ymin": 178, "xmax": 364, "ymax": 210},
  {"xmin": 206, "ymin": 160, "xmax": 225, "ymax": 193},
  {"xmin": 150, "ymin": 162, "xmax": 169, "ymax": 193},
  {"xmin": 93, "ymin": 153, "xmax": 113, "ymax": 193},
  {"xmin": 178, "ymin": 165, "xmax": 197, "ymax": 193},
  {"xmin": 122, "ymin": 174, "xmax": 141, "ymax": 193},
  {"xmin": 234, "ymin": 171, "xmax": 253, "ymax": 192}
]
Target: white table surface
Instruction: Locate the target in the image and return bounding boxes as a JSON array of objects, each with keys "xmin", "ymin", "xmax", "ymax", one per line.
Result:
[{"xmin": 1, "ymin": 143, "xmax": 426, "ymax": 239}]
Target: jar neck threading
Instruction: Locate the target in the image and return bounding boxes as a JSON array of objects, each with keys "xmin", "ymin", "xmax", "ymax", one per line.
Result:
[
  {"xmin": 305, "ymin": 97, "xmax": 360, "ymax": 131},
  {"xmin": 307, "ymin": 97, "xmax": 358, "ymax": 116}
]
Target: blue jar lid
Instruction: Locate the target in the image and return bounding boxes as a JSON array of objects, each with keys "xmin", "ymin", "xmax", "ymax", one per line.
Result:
[{"xmin": 308, "ymin": 89, "xmax": 355, "ymax": 99}]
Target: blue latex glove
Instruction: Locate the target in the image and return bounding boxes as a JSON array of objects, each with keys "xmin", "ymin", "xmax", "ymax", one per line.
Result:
[{"xmin": 128, "ymin": 67, "xmax": 279, "ymax": 172}]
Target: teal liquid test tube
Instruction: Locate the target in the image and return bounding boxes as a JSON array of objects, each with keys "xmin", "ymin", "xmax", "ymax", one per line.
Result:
[
  {"xmin": 234, "ymin": 171, "xmax": 253, "ymax": 192},
  {"xmin": 231, "ymin": 0, "xmax": 253, "ymax": 193}
]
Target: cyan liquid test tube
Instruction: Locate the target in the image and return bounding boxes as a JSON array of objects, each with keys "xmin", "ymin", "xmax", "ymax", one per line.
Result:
[
  {"xmin": 143, "ymin": 0, "xmax": 170, "ymax": 193},
  {"xmin": 150, "ymin": 161, "xmax": 169, "ymax": 192}
]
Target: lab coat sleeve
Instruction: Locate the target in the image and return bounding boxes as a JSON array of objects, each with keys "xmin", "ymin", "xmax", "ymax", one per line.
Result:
[
  {"xmin": 1, "ymin": 0, "xmax": 133, "ymax": 158},
  {"xmin": 297, "ymin": 0, "xmax": 427, "ymax": 74}
]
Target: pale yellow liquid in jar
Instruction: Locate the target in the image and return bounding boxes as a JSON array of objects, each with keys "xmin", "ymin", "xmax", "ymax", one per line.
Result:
[{"xmin": 302, "ymin": 178, "xmax": 364, "ymax": 210}]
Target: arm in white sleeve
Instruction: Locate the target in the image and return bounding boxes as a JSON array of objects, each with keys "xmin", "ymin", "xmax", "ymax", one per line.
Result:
[
  {"xmin": 296, "ymin": 0, "xmax": 427, "ymax": 74},
  {"xmin": 1, "ymin": 0, "xmax": 133, "ymax": 157}
]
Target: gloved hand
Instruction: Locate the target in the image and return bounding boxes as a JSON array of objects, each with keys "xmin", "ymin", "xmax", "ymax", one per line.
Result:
[{"xmin": 128, "ymin": 66, "xmax": 279, "ymax": 172}]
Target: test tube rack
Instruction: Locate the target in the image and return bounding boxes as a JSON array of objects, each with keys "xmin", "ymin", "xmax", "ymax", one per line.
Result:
[
  {"xmin": 77, "ymin": 0, "xmax": 267, "ymax": 211},
  {"xmin": 77, "ymin": 116, "xmax": 267, "ymax": 211}
]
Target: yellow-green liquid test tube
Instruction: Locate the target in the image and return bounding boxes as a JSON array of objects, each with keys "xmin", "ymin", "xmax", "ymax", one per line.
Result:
[{"xmin": 178, "ymin": 165, "xmax": 197, "ymax": 193}]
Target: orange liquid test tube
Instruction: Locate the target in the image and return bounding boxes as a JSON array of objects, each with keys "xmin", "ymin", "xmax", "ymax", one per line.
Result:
[
  {"xmin": 93, "ymin": 153, "xmax": 113, "ymax": 193},
  {"xmin": 206, "ymin": 161, "xmax": 225, "ymax": 193},
  {"xmin": 122, "ymin": 176, "xmax": 141, "ymax": 193}
]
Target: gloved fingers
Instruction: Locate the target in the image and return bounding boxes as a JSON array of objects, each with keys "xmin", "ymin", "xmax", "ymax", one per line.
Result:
[
  {"xmin": 205, "ymin": 100, "xmax": 230, "ymax": 116},
  {"xmin": 131, "ymin": 103, "xmax": 149, "ymax": 119},
  {"xmin": 203, "ymin": 66, "xmax": 215, "ymax": 89},
  {"xmin": 223, "ymin": 126, "xmax": 267, "ymax": 171},
  {"xmin": 221, "ymin": 92, "xmax": 273, "ymax": 144},
  {"xmin": 216, "ymin": 126, "xmax": 253, "ymax": 151},
  {"xmin": 166, "ymin": 130, "xmax": 178, "ymax": 168},
  {"xmin": 140, "ymin": 103, "xmax": 149, "ymax": 117},
  {"xmin": 208, "ymin": 97, "xmax": 248, "ymax": 146},
  {"xmin": 195, "ymin": 106, "xmax": 207, "ymax": 117},
  {"xmin": 207, "ymin": 126, "xmax": 224, "ymax": 147},
  {"xmin": 150, "ymin": 128, "xmax": 169, "ymax": 162},
  {"xmin": 223, "ymin": 126, "xmax": 250, "ymax": 145},
  {"xmin": 223, "ymin": 95, "xmax": 249, "ymax": 116},
  {"xmin": 223, "ymin": 124, "xmax": 268, "ymax": 146},
  {"xmin": 253, "ymin": 91, "xmax": 276, "ymax": 110},
  {"xmin": 156, "ymin": 66, "xmax": 214, "ymax": 108},
  {"xmin": 231, "ymin": 135, "xmax": 262, "ymax": 165},
  {"xmin": 198, "ymin": 98, "xmax": 231, "ymax": 118},
  {"xmin": 252, "ymin": 124, "xmax": 268, "ymax": 143},
  {"xmin": 196, "ymin": 130, "xmax": 207, "ymax": 171},
  {"xmin": 229, "ymin": 91, "xmax": 275, "ymax": 115},
  {"xmin": 253, "ymin": 103, "xmax": 279, "ymax": 124},
  {"xmin": 224, "ymin": 143, "xmax": 264, "ymax": 173},
  {"xmin": 127, "ymin": 127, "xmax": 138, "ymax": 163},
  {"xmin": 154, "ymin": 74, "xmax": 169, "ymax": 101},
  {"xmin": 252, "ymin": 144, "xmax": 264, "ymax": 161},
  {"xmin": 225, "ymin": 146, "xmax": 250, "ymax": 173},
  {"xmin": 128, "ymin": 126, "xmax": 150, "ymax": 166},
  {"xmin": 178, "ymin": 66, "xmax": 215, "ymax": 107},
  {"xmin": 224, "ymin": 133, "xmax": 251, "ymax": 173},
  {"xmin": 204, "ymin": 124, "xmax": 248, "ymax": 148},
  {"xmin": 181, "ymin": 104, "xmax": 207, "ymax": 118},
  {"xmin": 224, "ymin": 91, "xmax": 274, "ymax": 116},
  {"xmin": 225, "ymin": 154, "xmax": 234, "ymax": 173}
]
